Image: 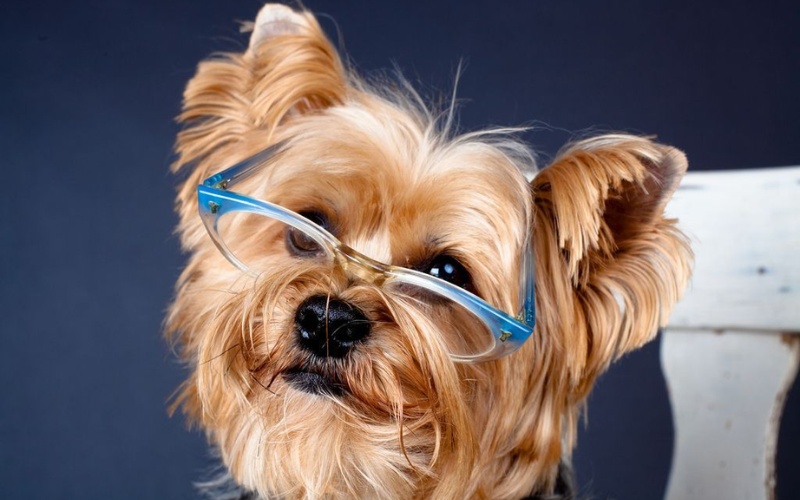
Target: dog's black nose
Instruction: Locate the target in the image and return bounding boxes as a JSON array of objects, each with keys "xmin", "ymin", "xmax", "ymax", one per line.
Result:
[{"xmin": 294, "ymin": 294, "xmax": 371, "ymax": 358}]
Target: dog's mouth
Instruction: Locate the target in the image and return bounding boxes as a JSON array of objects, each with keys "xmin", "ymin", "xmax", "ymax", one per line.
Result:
[{"xmin": 283, "ymin": 368, "xmax": 346, "ymax": 397}]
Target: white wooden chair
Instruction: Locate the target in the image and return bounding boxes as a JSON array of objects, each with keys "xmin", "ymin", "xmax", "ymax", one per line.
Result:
[{"xmin": 662, "ymin": 166, "xmax": 800, "ymax": 500}]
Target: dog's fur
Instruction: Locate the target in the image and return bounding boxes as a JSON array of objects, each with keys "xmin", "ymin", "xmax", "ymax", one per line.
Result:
[{"xmin": 166, "ymin": 5, "xmax": 691, "ymax": 500}]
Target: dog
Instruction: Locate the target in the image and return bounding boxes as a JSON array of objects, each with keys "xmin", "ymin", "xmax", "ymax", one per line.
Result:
[{"xmin": 166, "ymin": 4, "xmax": 692, "ymax": 500}]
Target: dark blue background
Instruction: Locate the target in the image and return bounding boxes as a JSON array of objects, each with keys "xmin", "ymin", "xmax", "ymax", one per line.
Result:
[{"xmin": 2, "ymin": 1, "xmax": 798, "ymax": 499}]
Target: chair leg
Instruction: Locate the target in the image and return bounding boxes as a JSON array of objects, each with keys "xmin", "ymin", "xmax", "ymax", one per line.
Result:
[{"xmin": 661, "ymin": 329, "xmax": 799, "ymax": 500}]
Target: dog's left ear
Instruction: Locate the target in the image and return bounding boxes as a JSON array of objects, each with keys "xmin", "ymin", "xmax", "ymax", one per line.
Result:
[
  {"xmin": 176, "ymin": 3, "xmax": 346, "ymax": 167},
  {"xmin": 172, "ymin": 4, "xmax": 348, "ymax": 246},
  {"xmin": 532, "ymin": 135, "xmax": 692, "ymax": 384}
]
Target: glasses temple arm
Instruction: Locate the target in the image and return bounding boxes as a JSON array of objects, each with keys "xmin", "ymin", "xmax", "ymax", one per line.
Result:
[
  {"xmin": 202, "ymin": 140, "xmax": 290, "ymax": 190},
  {"xmin": 519, "ymin": 236, "xmax": 537, "ymax": 327}
]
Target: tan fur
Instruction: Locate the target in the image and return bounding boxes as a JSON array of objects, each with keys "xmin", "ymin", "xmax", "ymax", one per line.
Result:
[{"xmin": 166, "ymin": 5, "xmax": 692, "ymax": 500}]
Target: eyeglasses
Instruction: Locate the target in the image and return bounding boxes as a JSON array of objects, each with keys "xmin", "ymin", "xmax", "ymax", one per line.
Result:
[{"xmin": 197, "ymin": 141, "xmax": 536, "ymax": 362}]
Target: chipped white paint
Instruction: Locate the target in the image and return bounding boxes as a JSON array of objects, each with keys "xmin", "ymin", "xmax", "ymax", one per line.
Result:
[
  {"xmin": 666, "ymin": 167, "xmax": 800, "ymax": 332},
  {"xmin": 662, "ymin": 166, "xmax": 800, "ymax": 500}
]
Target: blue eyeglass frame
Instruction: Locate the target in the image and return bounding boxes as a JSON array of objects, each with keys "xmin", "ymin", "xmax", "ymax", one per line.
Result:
[{"xmin": 196, "ymin": 141, "xmax": 536, "ymax": 362}]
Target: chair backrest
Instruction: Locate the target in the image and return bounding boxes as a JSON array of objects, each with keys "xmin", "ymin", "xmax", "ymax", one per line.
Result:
[{"xmin": 662, "ymin": 166, "xmax": 800, "ymax": 500}]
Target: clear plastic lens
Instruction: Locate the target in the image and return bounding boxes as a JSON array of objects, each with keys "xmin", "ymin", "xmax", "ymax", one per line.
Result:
[
  {"xmin": 387, "ymin": 282, "xmax": 496, "ymax": 358},
  {"xmin": 216, "ymin": 211, "xmax": 330, "ymax": 270}
]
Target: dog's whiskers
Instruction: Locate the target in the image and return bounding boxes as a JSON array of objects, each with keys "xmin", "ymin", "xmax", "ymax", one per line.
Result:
[{"xmin": 200, "ymin": 342, "xmax": 241, "ymax": 365}]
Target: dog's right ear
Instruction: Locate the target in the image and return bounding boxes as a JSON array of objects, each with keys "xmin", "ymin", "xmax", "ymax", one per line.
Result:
[
  {"xmin": 172, "ymin": 4, "xmax": 347, "ymax": 235},
  {"xmin": 531, "ymin": 135, "xmax": 692, "ymax": 392}
]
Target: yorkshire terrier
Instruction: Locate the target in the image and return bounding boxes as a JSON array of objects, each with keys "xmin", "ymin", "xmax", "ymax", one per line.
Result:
[{"xmin": 166, "ymin": 4, "xmax": 692, "ymax": 500}]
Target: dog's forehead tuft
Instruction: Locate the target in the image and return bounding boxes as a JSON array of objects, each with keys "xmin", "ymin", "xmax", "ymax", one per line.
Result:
[
  {"xmin": 272, "ymin": 112, "xmax": 530, "ymax": 228},
  {"xmin": 281, "ymin": 100, "xmax": 533, "ymax": 197}
]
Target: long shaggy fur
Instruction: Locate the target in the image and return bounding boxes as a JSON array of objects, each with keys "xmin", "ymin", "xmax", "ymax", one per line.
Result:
[{"xmin": 166, "ymin": 4, "xmax": 692, "ymax": 500}]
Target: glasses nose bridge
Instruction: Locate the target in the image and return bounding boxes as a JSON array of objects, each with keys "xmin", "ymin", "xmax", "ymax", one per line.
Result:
[{"xmin": 334, "ymin": 245, "xmax": 389, "ymax": 286}]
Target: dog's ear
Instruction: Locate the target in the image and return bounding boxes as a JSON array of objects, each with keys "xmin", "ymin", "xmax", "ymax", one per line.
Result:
[
  {"xmin": 242, "ymin": 4, "xmax": 347, "ymax": 130},
  {"xmin": 171, "ymin": 4, "xmax": 347, "ymax": 242},
  {"xmin": 532, "ymin": 135, "xmax": 692, "ymax": 387}
]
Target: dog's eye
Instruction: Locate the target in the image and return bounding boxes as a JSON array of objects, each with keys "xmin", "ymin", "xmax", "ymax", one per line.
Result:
[
  {"xmin": 285, "ymin": 211, "xmax": 329, "ymax": 257},
  {"xmin": 426, "ymin": 255, "xmax": 472, "ymax": 290}
]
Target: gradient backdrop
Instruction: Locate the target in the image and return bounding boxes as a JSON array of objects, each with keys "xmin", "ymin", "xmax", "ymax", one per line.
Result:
[{"xmin": 2, "ymin": 1, "xmax": 798, "ymax": 499}]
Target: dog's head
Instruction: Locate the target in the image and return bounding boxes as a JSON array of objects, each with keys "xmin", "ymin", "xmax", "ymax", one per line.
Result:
[{"xmin": 167, "ymin": 5, "xmax": 691, "ymax": 500}]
